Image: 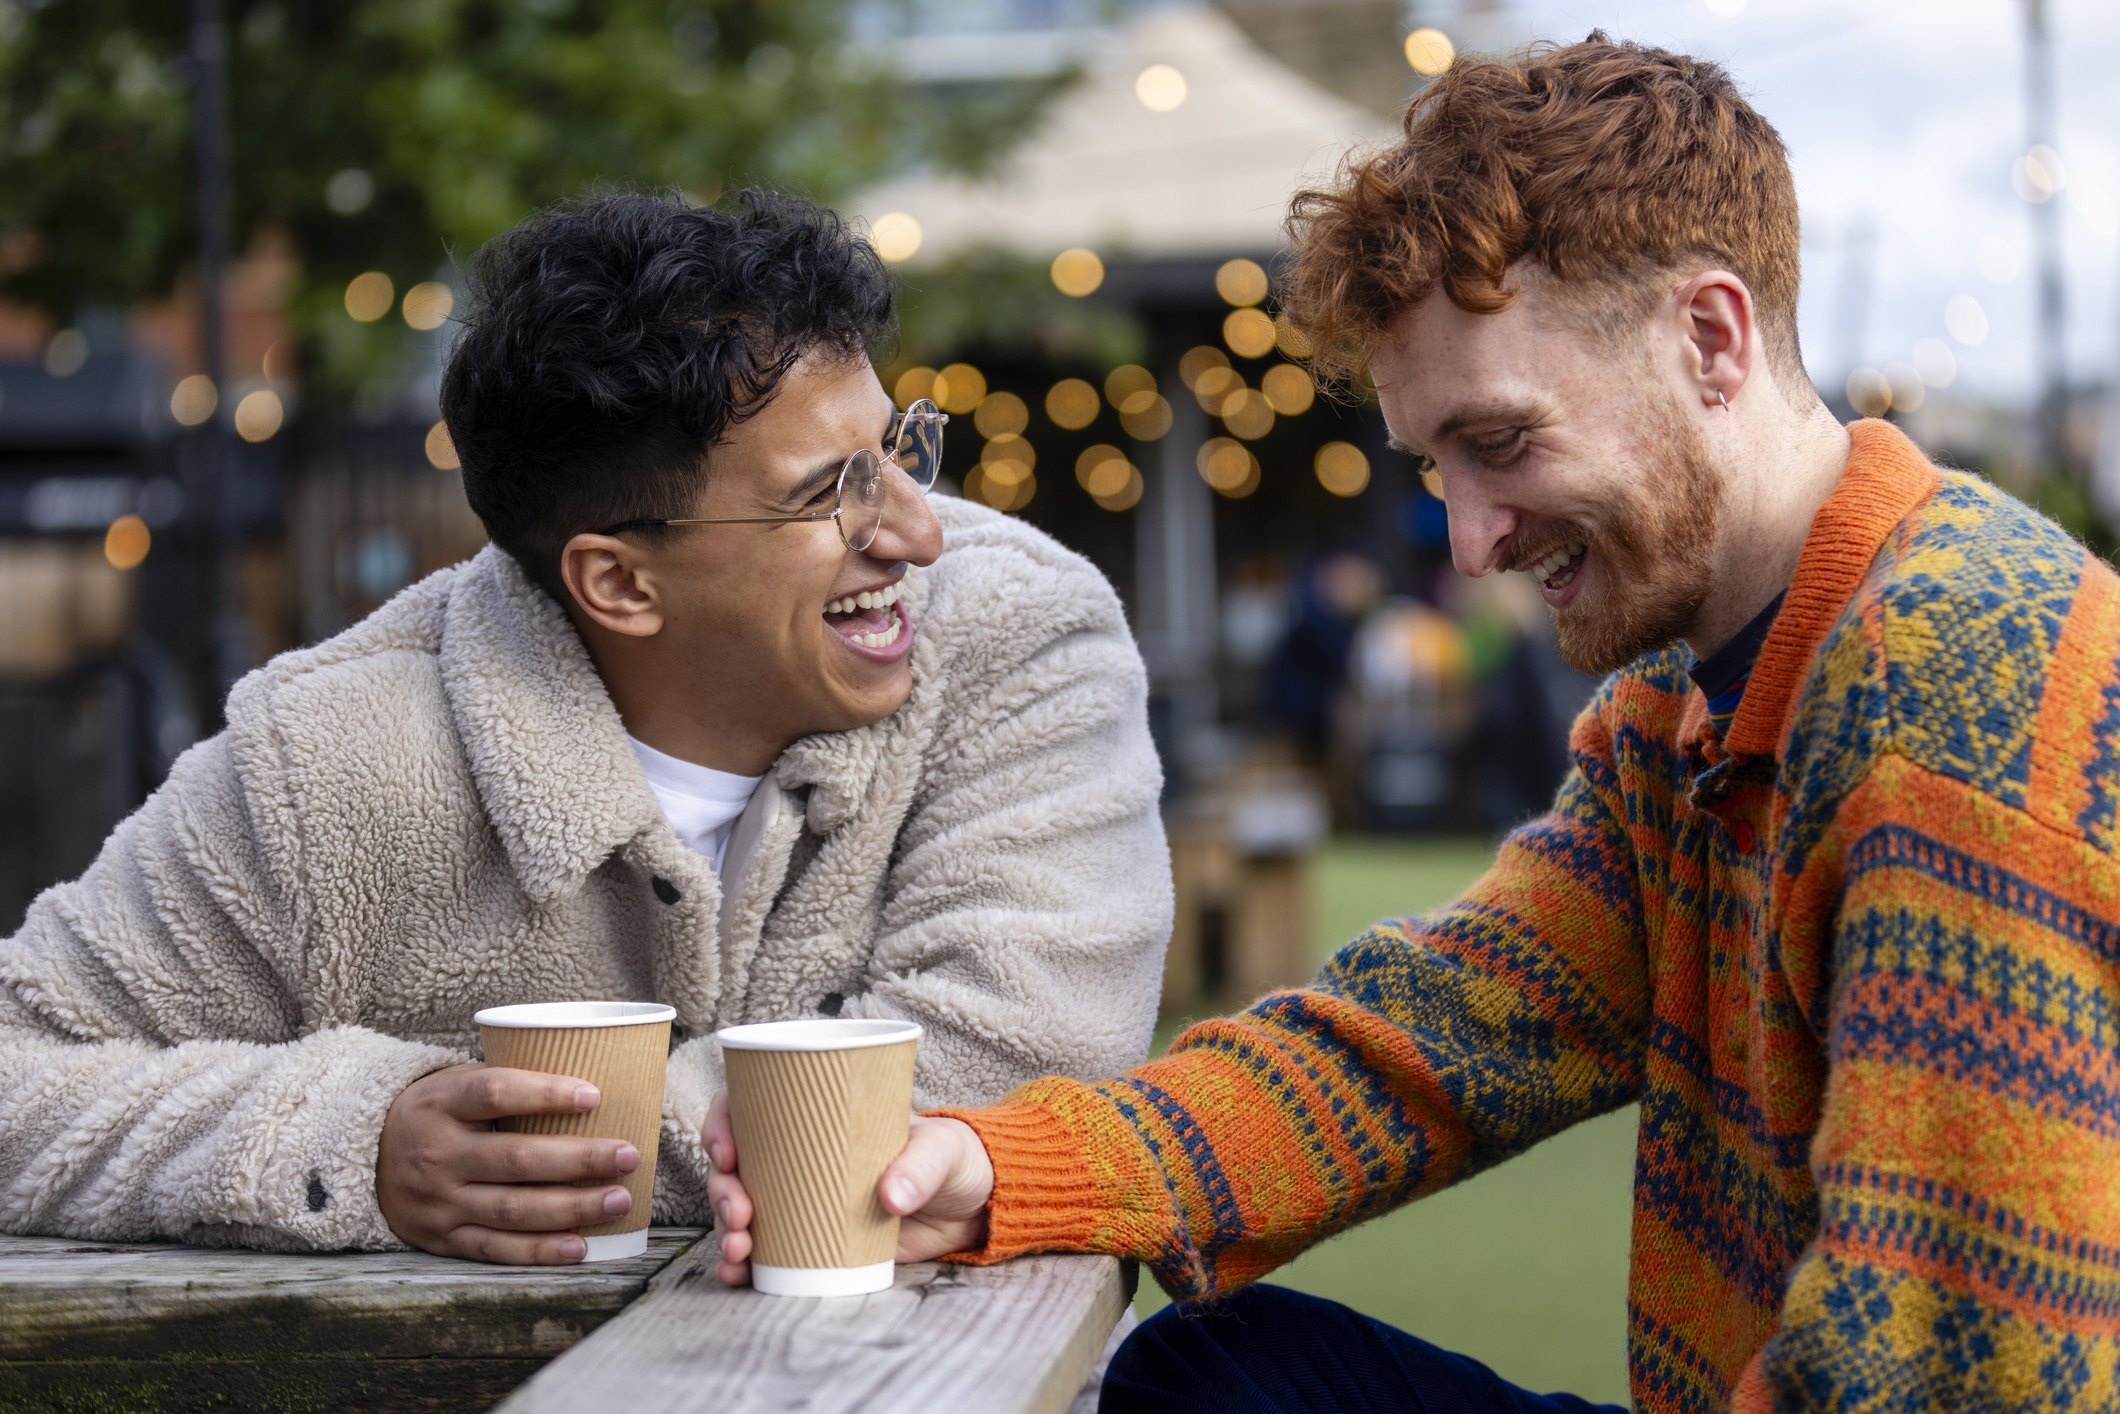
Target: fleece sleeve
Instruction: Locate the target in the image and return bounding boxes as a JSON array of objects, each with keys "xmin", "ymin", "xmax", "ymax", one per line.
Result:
[
  {"xmin": 0, "ymin": 733, "xmax": 462, "ymax": 1252},
  {"xmin": 931, "ymin": 716, "xmax": 1654, "ymax": 1301},
  {"xmin": 845, "ymin": 532, "xmax": 1174, "ymax": 1108}
]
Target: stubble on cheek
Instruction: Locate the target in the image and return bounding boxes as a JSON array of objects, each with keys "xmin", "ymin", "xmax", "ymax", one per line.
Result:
[{"xmin": 1549, "ymin": 395, "xmax": 1722, "ymax": 676}]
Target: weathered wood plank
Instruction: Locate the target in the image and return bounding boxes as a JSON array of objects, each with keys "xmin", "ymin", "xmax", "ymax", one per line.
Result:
[
  {"xmin": 0, "ymin": 1228, "xmax": 705, "ymax": 1363},
  {"xmin": 0, "ymin": 1355, "xmax": 548, "ymax": 1414},
  {"xmin": 496, "ymin": 1240, "xmax": 1133, "ymax": 1414}
]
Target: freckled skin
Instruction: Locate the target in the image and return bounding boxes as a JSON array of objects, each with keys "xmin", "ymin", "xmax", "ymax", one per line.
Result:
[{"xmin": 560, "ymin": 354, "xmax": 946, "ymax": 776}]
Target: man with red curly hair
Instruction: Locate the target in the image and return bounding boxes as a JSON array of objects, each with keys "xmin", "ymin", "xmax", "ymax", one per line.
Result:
[{"xmin": 708, "ymin": 36, "xmax": 2120, "ymax": 1414}]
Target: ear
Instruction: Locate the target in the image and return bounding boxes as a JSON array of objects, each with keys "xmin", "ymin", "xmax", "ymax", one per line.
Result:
[
  {"xmin": 560, "ymin": 533, "xmax": 666, "ymax": 638},
  {"xmin": 1670, "ymin": 270, "xmax": 1757, "ymax": 410}
]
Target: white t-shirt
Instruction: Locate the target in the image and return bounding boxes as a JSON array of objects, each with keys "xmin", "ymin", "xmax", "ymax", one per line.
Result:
[{"xmin": 628, "ymin": 736, "xmax": 764, "ymax": 877}]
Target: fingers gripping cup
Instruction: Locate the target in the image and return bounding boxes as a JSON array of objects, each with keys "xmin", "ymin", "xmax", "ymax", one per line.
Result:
[
  {"xmin": 474, "ymin": 1001, "xmax": 675, "ymax": 1262},
  {"xmin": 716, "ymin": 1018, "xmax": 922, "ymax": 1297}
]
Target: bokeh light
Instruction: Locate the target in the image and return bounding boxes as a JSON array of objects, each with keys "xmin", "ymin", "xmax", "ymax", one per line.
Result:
[
  {"xmin": 1223, "ymin": 308, "xmax": 1276, "ymax": 359},
  {"xmin": 981, "ymin": 433, "xmax": 1036, "ymax": 484},
  {"xmin": 1845, "ymin": 367, "xmax": 1891, "ymax": 418},
  {"xmin": 1912, "ymin": 338, "xmax": 1957, "ymax": 389},
  {"xmin": 1135, "ymin": 64, "xmax": 1186, "ymax": 112},
  {"xmin": 104, "ymin": 514, "xmax": 150, "ymax": 571},
  {"xmin": 1273, "ymin": 314, "xmax": 1313, "ymax": 359},
  {"xmin": 1214, "ymin": 259, "xmax": 1268, "ymax": 308},
  {"xmin": 170, "ymin": 373, "xmax": 218, "ymax": 426},
  {"xmin": 1261, "ymin": 364, "xmax": 1315, "ymax": 415},
  {"xmin": 402, "ymin": 281, "xmax": 454, "ymax": 331},
  {"xmin": 235, "ymin": 388, "xmax": 285, "ymax": 442},
  {"xmin": 932, "ymin": 363, "xmax": 987, "ymax": 414},
  {"xmin": 895, "ymin": 367, "xmax": 938, "ymax": 409},
  {"xmin": 44, "ymin": 329, "xmax": 88, "ymax": 378},
  {"xmin": 425, "ymin": 420, "xmax": 460, "ymax": 470},
  {"xmin": 263, "ymin": 340, "xmax": 294, "ymax": 381},
  {"xmin": 967, "ymin": 463, "xmax": 1035, "ymax": 513},
  {"xmin": 1119, "ymin": 395, "xmax": 1173, "ymax": 441},
  {"xmin": 871, "ymin": 212, "xmax": 923, "ymax": 263},
  {"xmin": 1179, "ymin": 346, "xmax": 1231, "ymax": 390},
  {"xmin": 325, "ymin": 168, "xmax": 374, "ymax": 215},
  {"xmin": 1316, "ymin": 442, "xmax": 1371, "ymax": 497},
  {"xmin": 1976, "ymin": 236, "xmax": 2018, "ymax": 285},
  {"xmin": 1404, "ymin": 28, "xmax": 1454, "ymax": 75},
  {"xmin": 1944, "ymin": 295, "xmax": 1989, "ymax": 346},
  {"xmin": 1045, "ymin": 378, "xmax": 1100, "ymax": 429},
  {"xmin": 1196, "ymin": 437, "xmax": 1251, "ymax": 491},
  {"xmin": 2012, "ymin": 144, "xmax": 2066, "ymax": 204},
  {"xmin": 344, "ymin": 271, "xmax": 394, "ymax": 322},
  {"xmin": 974, "ymin": 391, "xmax": 1029, "ymax": 438},
  {"xmin": 1104, "ymin": 365, "xmax": 1157, "ymax": 414},
  {"xmin": 1220, "ymin": 388, "xmax": 1274, "ymax": 440},
  {"xmin": 1193, "ymin": 365, "xmax": 1241, "ymax": 415},
  {"xmin": 1883, "ymin": 363, "xmax": 1924, "ymax": 413},
  {"xmin": 1076, "ymin": 445, "xmax": 1133, "ymax": 498},
  {"xmin": 1051, "ymin": 248, "xmax": 1104, "ymax": 297}
]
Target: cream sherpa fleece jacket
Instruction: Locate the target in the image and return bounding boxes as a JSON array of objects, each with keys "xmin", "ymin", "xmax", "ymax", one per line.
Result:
[{"xmin": 0, "ymin": 496, "xmax": 1171, "ymax": 1252}]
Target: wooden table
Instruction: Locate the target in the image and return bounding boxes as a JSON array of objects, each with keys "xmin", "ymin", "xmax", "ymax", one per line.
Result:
[{"xmin": 0, "ymin": 1229, "xmax": 1133, "ymax": 1414}]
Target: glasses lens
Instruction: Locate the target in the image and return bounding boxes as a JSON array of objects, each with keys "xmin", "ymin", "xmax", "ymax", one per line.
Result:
[
  {"xmin": 894, "ymin": 399, "xmax": 944, "ymax": 491},
  {"xmin": 840, "ymin": 449, "xmax": 886, "ymax": 551}
]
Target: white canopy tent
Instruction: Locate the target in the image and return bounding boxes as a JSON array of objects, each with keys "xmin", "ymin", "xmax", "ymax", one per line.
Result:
[{"xmin": 847, "ymin": 5, "xmax": 1401, "ymax": 267}]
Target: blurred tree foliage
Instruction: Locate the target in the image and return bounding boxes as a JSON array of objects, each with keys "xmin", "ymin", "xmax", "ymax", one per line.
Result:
[{"xmin": 0, "ymin": 0, "xmax": 1085, "ymax": 402}]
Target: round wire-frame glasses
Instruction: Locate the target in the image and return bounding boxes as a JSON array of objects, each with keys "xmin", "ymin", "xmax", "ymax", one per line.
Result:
[{"xmin": 599, "ymin": 400, "xmax": 948, "ymax": 552}]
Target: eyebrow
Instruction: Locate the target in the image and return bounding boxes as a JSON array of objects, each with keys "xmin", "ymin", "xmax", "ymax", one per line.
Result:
[{"xmin": 775, "ymin": 410, "xmax": 900, "ymax": 508}]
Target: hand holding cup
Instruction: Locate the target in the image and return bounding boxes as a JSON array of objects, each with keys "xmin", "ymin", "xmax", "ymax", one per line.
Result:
[{"xmin": 704, "ymin": 1091, "xmax": 994, "ymax": 1289}]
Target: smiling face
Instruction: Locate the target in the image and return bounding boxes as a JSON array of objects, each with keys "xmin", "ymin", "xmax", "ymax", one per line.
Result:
[
  {"xmin": 560, "ymin": 352, "xmax": 944, "ymax": 774},
  {"xmin": 1370, "ymin": 278, "xmax": 1726, "ymax": 675}
]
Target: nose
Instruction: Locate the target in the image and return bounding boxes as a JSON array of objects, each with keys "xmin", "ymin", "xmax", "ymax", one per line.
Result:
[
  {"xmin": 1442, "ymin": 473, "xmax": 1519, "ymax": 578},
  {"xmin": 864, "ymin": 471, "xmax": 943, "ymax": 569}
]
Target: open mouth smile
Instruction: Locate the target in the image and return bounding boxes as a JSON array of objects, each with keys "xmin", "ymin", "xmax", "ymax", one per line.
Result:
[
  {"xmin": 824, "ymin": 580, "xmax": 913, "ymax": 658},
  {"xmin": 1522, "ymin": 541, "xmax": 1587, "ymax": 602}
]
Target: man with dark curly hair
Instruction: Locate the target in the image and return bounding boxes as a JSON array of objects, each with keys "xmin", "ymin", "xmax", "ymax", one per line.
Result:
[
  {"xmin": 710, "ymin": 38, "xmax": 2120, "ymax": 1414},
  {"xmin": 0, "ymin": 191, "xmax": 1172, "ymax": 1265}
]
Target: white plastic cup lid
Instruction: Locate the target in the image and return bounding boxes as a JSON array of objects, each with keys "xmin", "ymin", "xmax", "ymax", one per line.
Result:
[
  {"xmin": 474, "ymin": 1001, "xmax": 677, "ymax": 1029},
  {"xmin": 715, "ymin": 1018, "xmax": 922, "ymax": 1052}
]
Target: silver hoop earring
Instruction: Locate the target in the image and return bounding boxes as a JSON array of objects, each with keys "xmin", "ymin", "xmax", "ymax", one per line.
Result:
[{"xmin": 1715, "ymin": 390, "xmax": 1729, "ymax": 410}]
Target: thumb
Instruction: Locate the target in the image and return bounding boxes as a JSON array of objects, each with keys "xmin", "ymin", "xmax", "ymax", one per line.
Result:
[{"xmin": 880, "ymin": 1115, "xmax": 986, "ymax": 1217}]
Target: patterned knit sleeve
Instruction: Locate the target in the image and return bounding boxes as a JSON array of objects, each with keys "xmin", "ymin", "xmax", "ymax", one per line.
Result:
[
  {"xmin": 931, "ymin": 709, "xmax": 1654, "ymax": 1302},
  {"xmin": 1742, "ymin": 751, "xmax": 2120, "ymax": 1412}
]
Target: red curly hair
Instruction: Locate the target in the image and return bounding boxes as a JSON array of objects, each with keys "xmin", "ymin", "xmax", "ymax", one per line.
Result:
[{"xmin": 1283, "ymin": 35, "xmax": 1807, "ymax": 396}]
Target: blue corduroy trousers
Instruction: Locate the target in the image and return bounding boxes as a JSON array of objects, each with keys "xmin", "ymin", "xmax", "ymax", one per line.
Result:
[{"xmin": 1099, "ymin": 1284, "xmax": 1630, "ymax": 1414}]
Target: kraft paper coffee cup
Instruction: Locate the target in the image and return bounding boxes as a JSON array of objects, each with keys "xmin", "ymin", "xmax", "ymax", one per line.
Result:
[
  {"xmin": 716, "ymin": 1018, "xmax": 922, "ymax": 1297},
  {"xmin": 474, "ymin": 1001, "xmax": 675, "ymax": 1262}
]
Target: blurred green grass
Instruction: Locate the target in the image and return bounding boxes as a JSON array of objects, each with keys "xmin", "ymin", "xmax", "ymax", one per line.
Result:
[{"xmin": 1135, "ymin": 835, "xmax": 1637, "ymax": 1405}]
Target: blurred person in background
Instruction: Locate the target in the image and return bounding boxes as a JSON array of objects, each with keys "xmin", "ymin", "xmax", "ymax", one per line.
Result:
[
  {"xmin": 0, "ymin": 191, "xmax": 1171, "ymax": 1265},
  {"xmin": 710, "ymin": 36, "xmax": 2120, "ymax": 1414}
]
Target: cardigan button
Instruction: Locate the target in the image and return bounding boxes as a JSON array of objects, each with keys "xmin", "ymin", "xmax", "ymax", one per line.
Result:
[
  {"xmin": 652, "ymin": 877, "xmax": 682, "ymax": 905},
  {"xmin": 1732, "ymin": 821, "xmax": 1757, "ymax": 854}
]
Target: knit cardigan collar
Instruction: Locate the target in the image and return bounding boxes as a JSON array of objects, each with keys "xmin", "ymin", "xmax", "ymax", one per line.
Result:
[
  {"xmin": 1722, "ymin": 418, "xmax": 1940, "ymax": 760},
  {"xmin": 433, "ymin": 545, "xmax": 894, "ymax": 902}
]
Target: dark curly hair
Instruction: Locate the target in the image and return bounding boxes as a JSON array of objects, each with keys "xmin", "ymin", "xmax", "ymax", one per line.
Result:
[
  {"xmin": 442, "ymin": 189, "xmax": 896, "ymax": 598},
  {"xmin": 1283, "ymin": 36, "xmax": 1805, "ymax": 398}
]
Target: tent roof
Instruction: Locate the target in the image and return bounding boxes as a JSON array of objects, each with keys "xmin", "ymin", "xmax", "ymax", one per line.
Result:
[{"xmin": 848, "ymin": 5, "xmax": 1399, "ymax": 267}]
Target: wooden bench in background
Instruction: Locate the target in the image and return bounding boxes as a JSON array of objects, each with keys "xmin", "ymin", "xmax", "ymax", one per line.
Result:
[{"xmin": 0, "ymin": 1229, "xmax": 1132, "ymax": 1414}]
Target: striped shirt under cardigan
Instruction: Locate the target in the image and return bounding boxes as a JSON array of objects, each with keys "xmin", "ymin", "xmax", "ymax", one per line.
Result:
[{"xmin": 934, "ymin": 419, "xmax": 2120, "ymax": 1414}]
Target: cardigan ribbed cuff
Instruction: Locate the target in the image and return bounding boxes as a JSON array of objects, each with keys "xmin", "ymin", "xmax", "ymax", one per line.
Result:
[{"xmin": 923, "ymin": 1101, "xmax": 1107, "ymax": 1265}]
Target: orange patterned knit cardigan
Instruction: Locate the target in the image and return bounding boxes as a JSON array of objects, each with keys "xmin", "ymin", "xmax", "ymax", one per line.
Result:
[{"xmin": 934, "ymin": 420, "xmax": 2120, "ymax": 1413}]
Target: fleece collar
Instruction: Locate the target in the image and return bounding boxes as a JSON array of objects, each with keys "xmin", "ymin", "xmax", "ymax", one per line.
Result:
[
  {"xmin": 1722, "ymin": 419, "xmax": 1940, "ymax": 760},
  {"xmin": 435, "ymin": 547, "xmax": 893, "ymax": 900}
]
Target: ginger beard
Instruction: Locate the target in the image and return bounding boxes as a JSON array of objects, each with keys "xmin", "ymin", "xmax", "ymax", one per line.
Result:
[{"xmin": 1542, "ymin": 389, "xmax": 1723, "ymax": 675}]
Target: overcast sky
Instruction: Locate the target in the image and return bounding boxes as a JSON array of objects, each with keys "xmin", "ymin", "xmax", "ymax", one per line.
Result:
[{"xmin": 1476, "ymin": 0, "xmax": 2120, "ymax": 406}]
